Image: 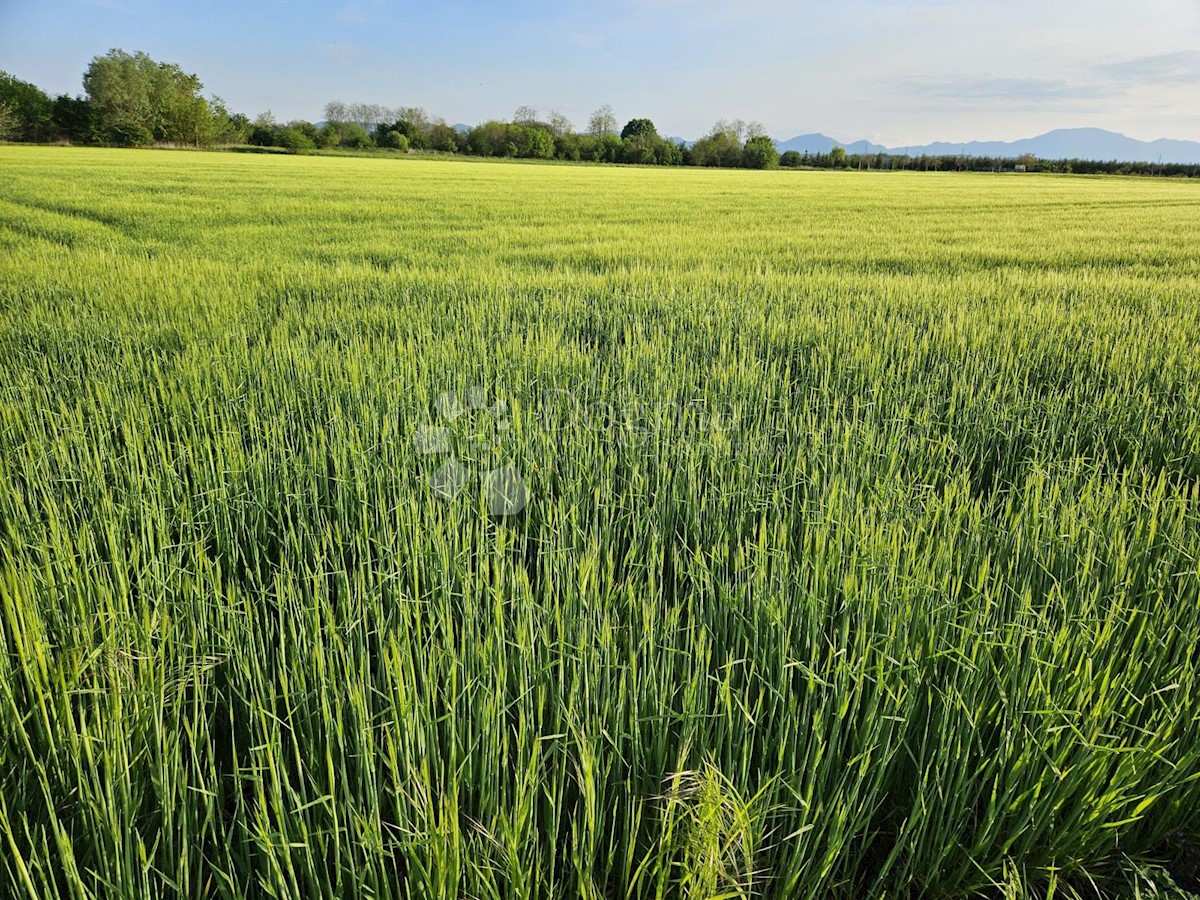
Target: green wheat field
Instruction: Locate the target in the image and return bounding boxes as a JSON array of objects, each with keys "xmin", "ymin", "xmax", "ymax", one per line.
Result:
[{"xmin": 1, "ymin": 145, "xmax": 1199, "ymax": 899}]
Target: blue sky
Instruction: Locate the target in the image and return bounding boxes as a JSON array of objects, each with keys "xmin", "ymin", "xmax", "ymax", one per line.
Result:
[{"xmin": 2, "ymin": 0, "xmax": 1198, "ymax": 144}]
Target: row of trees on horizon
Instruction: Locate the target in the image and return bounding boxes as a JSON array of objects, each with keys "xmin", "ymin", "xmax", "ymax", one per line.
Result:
[
  {"xmin": 4, "ymin": 50, "xmax": 1200, "ymax": 177},
  {"xmin": 0, "ymin": 51, "xmax": 786, "ymax": 169},
  {"xmin": 264, "ymin": 105, "xmax": 786, "ymax": 169}
]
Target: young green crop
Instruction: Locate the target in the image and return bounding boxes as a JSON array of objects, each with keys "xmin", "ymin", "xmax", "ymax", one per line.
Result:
[{"xmin": 1, "ymin": 145, "xmax": 1199, "ymax": 899}]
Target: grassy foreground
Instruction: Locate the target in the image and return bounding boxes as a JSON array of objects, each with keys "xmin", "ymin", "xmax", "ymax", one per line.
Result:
[{"xmin": 1, "ymin": 145, "xmax": 1199, "ymax": 899}]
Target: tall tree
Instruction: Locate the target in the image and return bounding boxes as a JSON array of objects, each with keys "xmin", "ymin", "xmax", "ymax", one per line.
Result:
[
  {"xmin": 393, "ymin": 106, "xmax": 430, "ymax": 132},
  {"xmin": 547, "ymin": 111, "xmax": 572, "ymax": 136},
  {"xmin": 323, "ymin": 101, "xmax": 348, "ymax": 123},
  {"xmin": 346, "ymin": 102, "xmax": 386, "ymax": 131},
  {"xmin": 83, "ymin": 49, "xmax": 218, "ymax": 145},
  {"xmin": 84, "ymin": 50, "xmax": 156, "ymax": 144},
  {"xmin": 744, "ymin": 120, "xmax": 767, "ymax": 140},
  {"xmin": 587, "ymin": 104, "xmax": 617, "ymax": 137}
]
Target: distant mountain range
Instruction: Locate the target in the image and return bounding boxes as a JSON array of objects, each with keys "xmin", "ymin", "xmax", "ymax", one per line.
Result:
[{"xmin": 773, "ymin": 128, "xmax": 1200, "ymax": 164}]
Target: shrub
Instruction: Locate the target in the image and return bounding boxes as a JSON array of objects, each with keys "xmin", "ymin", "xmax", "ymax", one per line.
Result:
[
  {"xmin": 108, "ymin": 121, "xmax": 154, "ymax": 146},
  {"xmin": 276, "ymin": 127, "xmax": 315, "ymax": 153}
]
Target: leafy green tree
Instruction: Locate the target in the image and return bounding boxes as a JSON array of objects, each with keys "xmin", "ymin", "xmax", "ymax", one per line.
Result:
[
  {"xmin": 288, "ymin": 120, "xmax": 320, "ymax": 142},
  {"xmin": 376, "ymin": 118, "xmax": 430, "ymax": 149},
  {"xmin": 555, "ymin": 135, "xmax": 580, "ymax": 160},
  {"xmin": 383, "ymin": 130, "xmax": 409, "ymax": 151},
  {"xmin": 218, "ymin": 110, "xmax": 251, "ymax": 144},
  {"xmin": 83, "ymin": 51, "xmax": 154, "ymax": 143},
  {"xmin": 504, "ymin": 124, "xmax": 534, "ymax": 157},
  {"xmin": 575, "ymin": 134, "xmax": 600, "ymax": 161},
  {"xmin": 624, "ymin": 141, "xmax": 657, "ymax": 165},
  {"xmin": 688, "ymin": 125, "xmax": 743, "ymax": 167},
  {"xmin": 314, "ymin": 118, "xmax": 372, "ymax": 149},
  {"xmin": 151, "ymin": 61, "xmax": 213, "ymax": 144},
  {"xmin": 248, "ymin": 126, "xmax": 277, "ymax": 146},
  {"xmin": 659, "ymin": 140, "xmax": 685, "ymax": 166},
  {"xmin": 599, "ymin": 133, "xmax": 624, "ymax": 162},
  {"xmin": 779, "ymin": 150, "xmax": 802, "ymax": 168},
  {"xmin": 0, "ymin": 71, "xmax": 53, "ymax": 141},
  {"xmin": 338, "ymin": 123, "xmax": 373, "ymax": 149},
  {"xmin": 395, "ymin": 119, "xmax": 429, "ymax": 149},
  {"xmin": 467, "ymin": 121, "xmax": 508, "ymax": 156},
  {"xmin": 742, "ymin": 134, "xmax": 779, "ymax": 169},
  {"xmin": 429, "ymin": 123, "xmax": 459, "ymax": 152},
  {"xmin": 49, "ymin": 94, "xmax": 96, "ymax": 145},
  {"xmin": 83, "ymin": 49, "xmax": 220, "ymax": 146},
  {"xmin": 315, "ymin": 124, "xmax": 341, "ymax": 148},
  {"xmin": 620, "ymin": 118, "xmax": 658, "ymax": 141},
  {"xmin": 528, "ymin": 127, "xmax": 555, "ymax": 159},
  {"xmin": 114, "ymin": 122, "xmax": 155, "ymax": 145},
  {"xmin": 619, "ymin": 118, "xmax": 678, "ymax": 165},
  {"xmin": 829, "ymin": 146, "xmax": 848, "ymax": 168},
  {"xmin": 249, "ymin": 112, "xmax": 279, "ymax": 146},
  {"xmin": 276, "ymin": 127, "xmax": 315, "ymax": 153}
]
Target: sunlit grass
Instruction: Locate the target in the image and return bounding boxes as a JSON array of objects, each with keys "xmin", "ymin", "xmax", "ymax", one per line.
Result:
[{"xmin": 1, "ymin": 145, "xmax": 1199, "ymax": 898}]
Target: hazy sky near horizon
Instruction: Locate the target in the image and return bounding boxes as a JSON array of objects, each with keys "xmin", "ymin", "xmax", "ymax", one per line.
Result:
[{"xmin": 2, "ymin": 0, "xmax": 1198, "ymax": 144}]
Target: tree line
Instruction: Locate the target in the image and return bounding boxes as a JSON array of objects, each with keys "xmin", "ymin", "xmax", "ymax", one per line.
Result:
[
  {"xmin": 252, "ymin": 105, "xmax": 785, "ymax": 169},
  {"xmin": 781, "ymin": 148, "xmax": 1200, "ymax": 177},
  {"xmin": 3, "ymin": 49, "xmax": 1198, "ymax": 178},
  {"xmin": 0, "ymin": 52, "xmax": 780, "ymax": 169},
  {"xmin": 1, "ymin": 51, "xmax": 248, "ymax": 147}
]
